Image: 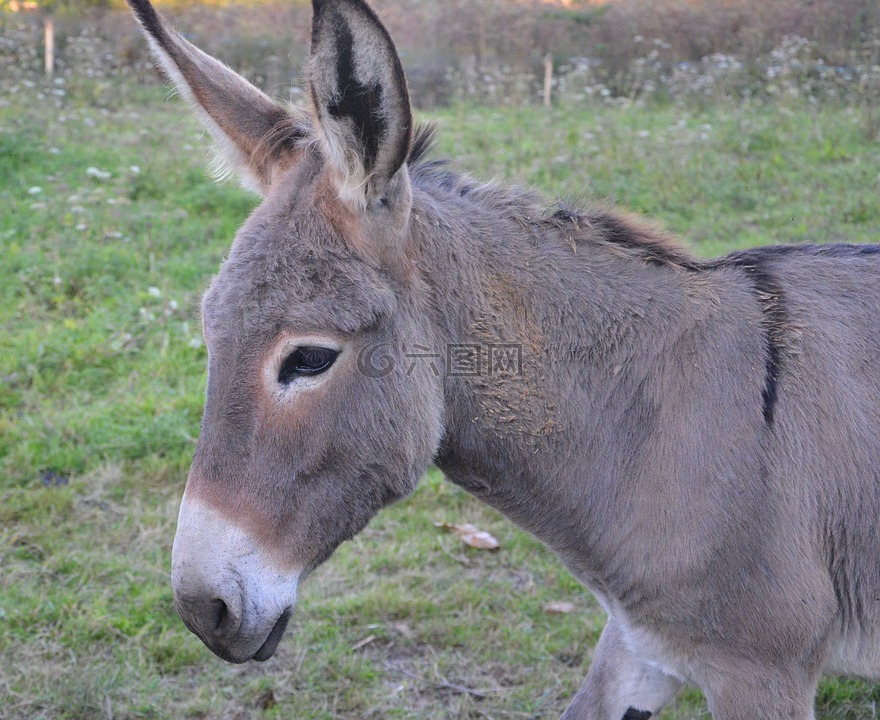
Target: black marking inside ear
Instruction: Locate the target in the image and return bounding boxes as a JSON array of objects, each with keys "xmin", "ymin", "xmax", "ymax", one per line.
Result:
[
  {"xmin": 324, "ymin": 16, "xmax": 385, "ymax": 173},
  {"xmin": 622, "ymin": 709, "xmax": 652, "ymax": 720},
  {"xmin": 311, "ymin": 0, "xmax": 412, "ymax": 183}
]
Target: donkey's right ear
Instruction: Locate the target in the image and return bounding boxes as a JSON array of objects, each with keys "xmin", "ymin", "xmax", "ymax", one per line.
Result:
[
  {"xmin": 127, "ymin": 0, "xmax": 305, "ymax": 195},
  {"xmin": 308, "ymin": 0, "xmax": 413, "ymax": 210}
]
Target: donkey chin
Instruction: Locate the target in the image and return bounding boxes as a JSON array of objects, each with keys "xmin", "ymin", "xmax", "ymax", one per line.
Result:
[{"xmin": 171, "ymin": 493, "xmax": 301, "ymax": 663}]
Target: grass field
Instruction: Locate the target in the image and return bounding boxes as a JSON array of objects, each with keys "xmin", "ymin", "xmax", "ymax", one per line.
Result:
[{"xmin": 3, "ymin": 73, "xmax": 880, "ymax": 719}]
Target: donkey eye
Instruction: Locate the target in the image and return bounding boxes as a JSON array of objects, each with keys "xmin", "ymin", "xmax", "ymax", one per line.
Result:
[{"xmin": 278, "ymin": 346, "xmax": 339, "ymax": 384}]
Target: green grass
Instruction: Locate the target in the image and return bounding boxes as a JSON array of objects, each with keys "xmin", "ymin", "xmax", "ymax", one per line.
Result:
[{"xmin": 3, "ymin": 77, "xmax": 880, "ymax": 719}]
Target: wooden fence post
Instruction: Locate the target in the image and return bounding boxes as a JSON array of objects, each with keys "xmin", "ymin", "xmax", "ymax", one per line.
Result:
[
  {"xmin": 44, "ymin": 15, "xmax": 55, "ymax": 76},
  {"xmin": 543, "ymin": 53, "xmax": 552, "ymax": 107}
]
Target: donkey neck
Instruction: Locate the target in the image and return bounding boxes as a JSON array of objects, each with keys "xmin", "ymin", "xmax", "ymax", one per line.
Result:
[{"xmin": 409, "ymin": 181, "xmax": 754, "ymax": 585}]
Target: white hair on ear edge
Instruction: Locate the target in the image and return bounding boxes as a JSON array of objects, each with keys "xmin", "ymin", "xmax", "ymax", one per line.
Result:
[{"xmin": 141, "ymin": 31, "xmax": 263, "ymax": 195}]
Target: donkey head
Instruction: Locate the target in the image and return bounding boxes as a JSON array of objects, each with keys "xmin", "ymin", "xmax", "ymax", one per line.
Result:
[{"xmin": 128, "ymin": 0, "xmax": 445, "ymax": 662}]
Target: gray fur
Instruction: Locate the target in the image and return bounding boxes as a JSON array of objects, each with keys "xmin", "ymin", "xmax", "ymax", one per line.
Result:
[{"xmin": 129, "ymin": 0, "xmax": 880, "ymax": 717}]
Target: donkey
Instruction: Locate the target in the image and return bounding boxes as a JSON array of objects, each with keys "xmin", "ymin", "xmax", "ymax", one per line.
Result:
[{"xmin": 128, "ymin": 0, "xmax": 880, "ymax": 717}]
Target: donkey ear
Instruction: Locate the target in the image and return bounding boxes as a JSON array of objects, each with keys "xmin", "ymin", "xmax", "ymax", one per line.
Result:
[
  {"xmin": 309, "ymin": 0, "xmax": 413, "ymax": 208},
  {"xmin": 127, "ymin": 0, "xmax": 305, "ymax": 195}
]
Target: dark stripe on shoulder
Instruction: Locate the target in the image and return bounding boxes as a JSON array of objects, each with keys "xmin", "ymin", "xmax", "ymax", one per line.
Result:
[
  {"xmin": 708, "ymin": 250, "xmax": 787, "ymax": 427},
  {"xmin": 622, "ymin": 709, "xmax": 652, "ymax": 720}
]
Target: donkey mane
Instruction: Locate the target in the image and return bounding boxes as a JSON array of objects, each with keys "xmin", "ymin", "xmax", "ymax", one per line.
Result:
[
  {"xmin": 251, "ymin": 117, "xmax": 698, "ymax": 274},
  {"xmin": 406, "ymin": 122, "xmax": 700, "ymax": 273}
]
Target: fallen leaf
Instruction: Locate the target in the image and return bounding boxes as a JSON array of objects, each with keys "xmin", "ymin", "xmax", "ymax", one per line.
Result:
[
  {"xmin": 392, "ymin": 622, "xmax": 414, "ymax": 639},
  {"xmin": 543, "ymin": 601, "xmax": 576, "ymax": 614},
  {"xmin": 351, "ymin": 634, "xmax": 377, "ymax": 651},
  {"xmin": 435, "ymin": 522, "xmax": 500, "ymax": 551}
]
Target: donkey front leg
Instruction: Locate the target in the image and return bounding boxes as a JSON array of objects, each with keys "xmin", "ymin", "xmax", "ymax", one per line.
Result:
[
  {"xmin": 561, "ymin": 616, "xmax": 681, "ymax": 720},
  {"xmin": 698, "ymin": 661, "xmax": 819, "ymax": 720}
]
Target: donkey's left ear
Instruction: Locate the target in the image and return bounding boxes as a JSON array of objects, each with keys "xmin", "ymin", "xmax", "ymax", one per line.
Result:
[
  {"xmin": 127, "ymin": 0, "xmax": 305, "ymax": 196},
  {"xmin": 309, "ymin": 0, "xmax": 413, "ymax": 209}
]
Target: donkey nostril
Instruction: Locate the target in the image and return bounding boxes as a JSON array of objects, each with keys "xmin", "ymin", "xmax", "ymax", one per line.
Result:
[
  {"xmin": 207, "ymin": 595, "xmax": 242, "ymax": 638},
  {"xmin": 212, "ymin": 598, "xmax": 228, "ymax": 631},
  {"xmin": 174, "ymin": 589, "xmax": 244, "ymax": 643}
]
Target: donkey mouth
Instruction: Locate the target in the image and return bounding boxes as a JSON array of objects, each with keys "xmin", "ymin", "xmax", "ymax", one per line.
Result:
[
  {"xmin": 252, "ymin": 608, "xmax": 292, "ymax": 661},
  {"xmin": 200, "ymin": 607, "xmax": 292, "ymax": 664}
]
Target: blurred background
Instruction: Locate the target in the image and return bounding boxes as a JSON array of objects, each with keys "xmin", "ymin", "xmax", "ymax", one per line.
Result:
[{"xmin": 2, "ymin": 0, "xmax": 879, "ymax": 111}]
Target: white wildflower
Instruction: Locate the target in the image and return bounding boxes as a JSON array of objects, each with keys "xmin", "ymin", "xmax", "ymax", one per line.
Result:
[{"xmin": 86, "ymin": 167, "xmax": 111, "ymax": 180}]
